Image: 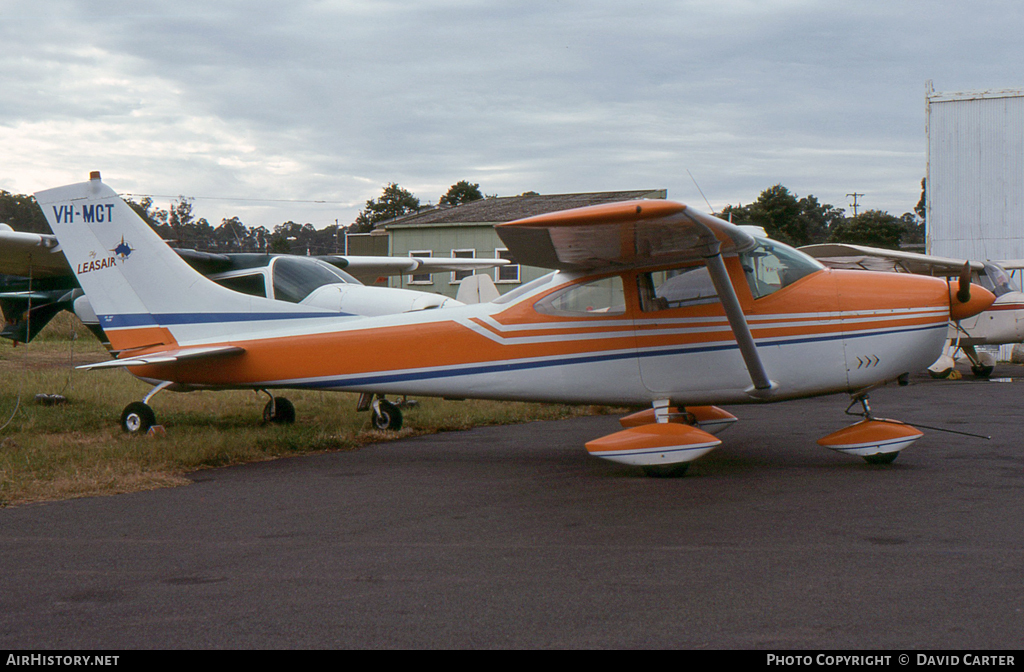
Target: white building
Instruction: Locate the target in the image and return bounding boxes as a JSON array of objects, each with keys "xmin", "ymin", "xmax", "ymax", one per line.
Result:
[{"xmin": 926, "ymin": 82, "xmax": 1024, "ymax": 261}]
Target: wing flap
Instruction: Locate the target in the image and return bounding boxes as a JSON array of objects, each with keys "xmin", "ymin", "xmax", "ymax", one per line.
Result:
[
  {"xmin": 78, "ymin": 345, "xmax": 245, "ymax": 370},
  {"xmin": 496, "ymin": 200, "xmax": 755, "ymax": 271}
]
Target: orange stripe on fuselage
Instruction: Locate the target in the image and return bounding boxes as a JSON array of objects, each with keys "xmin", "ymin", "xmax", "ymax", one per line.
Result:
[{"xmin": 122, "ymin": 265, "xmax": 951, "ymax": 389}]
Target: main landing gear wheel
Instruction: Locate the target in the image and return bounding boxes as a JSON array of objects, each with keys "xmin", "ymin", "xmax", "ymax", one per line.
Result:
[
  {"xmin": 263, "ymin": 397, "xmax": 296, "ymax": 424},
  {"xmin": 121, "ymin": 402, "xmax": 156, "ymax": 434},
  {"xmin": 371, "ymin": 399, "xmax": 403, "ymax": 431},
  {"xmin": 641, "ymin": 463, "xmax": 690, "ymax": 478},
  {"xmin": 971, "ymin": 364, "xmax": 995, "ymax": 379}
]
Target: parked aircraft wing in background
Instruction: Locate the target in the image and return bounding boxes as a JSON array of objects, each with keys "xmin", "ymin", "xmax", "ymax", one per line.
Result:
[{"xmin": 801, "ymin": 242, "xmax": 1024, "ymax": 377}]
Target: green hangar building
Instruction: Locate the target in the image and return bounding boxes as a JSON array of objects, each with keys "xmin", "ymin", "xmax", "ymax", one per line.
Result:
[{"xmin": 375, "ymin": 189, "xmax": 667, "ymax": 298}]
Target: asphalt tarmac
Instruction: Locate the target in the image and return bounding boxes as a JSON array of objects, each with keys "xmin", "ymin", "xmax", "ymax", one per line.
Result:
[{"xmin": 1, "ymin": 367, "xmax": 1022, "ymax": 650}]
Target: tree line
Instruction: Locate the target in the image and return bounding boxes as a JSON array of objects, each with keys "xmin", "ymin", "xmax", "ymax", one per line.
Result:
[{"xmin": 0, "ymin": 179, "xmax": 923, "ymax": 254}]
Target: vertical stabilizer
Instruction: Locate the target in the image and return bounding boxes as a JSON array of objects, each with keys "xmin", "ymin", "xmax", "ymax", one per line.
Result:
[{"xmin": 34, "ymin": 174, "xmax": 332, "ymax": 350}]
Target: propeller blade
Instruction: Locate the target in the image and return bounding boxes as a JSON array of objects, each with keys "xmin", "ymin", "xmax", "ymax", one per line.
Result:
[{"xmin": 957, "ymin": 261, "xmax": 971, "ymax": 304}]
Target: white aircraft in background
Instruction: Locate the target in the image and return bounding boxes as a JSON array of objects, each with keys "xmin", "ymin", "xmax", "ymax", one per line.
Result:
[
  {"xmin": 24, "ymin": 173, "xmax": 996, "ymax": 476},
  {"xmin": 0, "ymin": 222, "xmax": 506, "ymax": 344},
  {"xmin": 801, "ymin": 242, "xmax": 1024, "ymax": 378}
]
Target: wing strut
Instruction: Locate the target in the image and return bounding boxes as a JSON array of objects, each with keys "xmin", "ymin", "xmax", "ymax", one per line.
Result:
[{"xmin": 703, "ymin": 245, "xmax": 777, "ymax": 397}]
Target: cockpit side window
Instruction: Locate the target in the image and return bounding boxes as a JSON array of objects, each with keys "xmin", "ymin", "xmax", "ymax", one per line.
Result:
[
  {"xmin": 638, "ymin": 266, "xmax": 719, "ymax": 312},
  {"xmin": 534, "ymin": 275, "xmax": 626, "ymax": 317},
  {"xmin": 215, "ymin": 273, "xmax": 267, "ymax": 298},
  {"xmin": 739, "ymin": 239, "xmax": 824, "ymax": 299}
]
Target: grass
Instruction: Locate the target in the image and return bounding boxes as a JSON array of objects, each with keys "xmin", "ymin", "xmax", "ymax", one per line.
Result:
[{"xmin": 0, "ymin": 313, "xmax": 598, "ymax": 506}]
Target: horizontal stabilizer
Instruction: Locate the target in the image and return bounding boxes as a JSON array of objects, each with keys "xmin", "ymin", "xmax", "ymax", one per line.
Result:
[{"xmin": 79, "ymin": 345, "xmax": 245, "ymax": 370}]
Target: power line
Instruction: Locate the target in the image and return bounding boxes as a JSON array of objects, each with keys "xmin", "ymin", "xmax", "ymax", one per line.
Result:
[{"xmin": 120, "ymin": 193, "xmax": 355, "ymax": 206}]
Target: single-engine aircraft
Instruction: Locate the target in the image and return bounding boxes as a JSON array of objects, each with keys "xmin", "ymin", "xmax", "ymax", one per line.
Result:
[
  {"xmin": 800, "ymin": 243, "xmax": 1024, "ymax": 379},
  {"xmin": 0, "ymin": 222, "xmax": 507, "ymax": 345},
  {"xmin": 30, "ymin": 174, "xmax": 995, "ymax": 475}
]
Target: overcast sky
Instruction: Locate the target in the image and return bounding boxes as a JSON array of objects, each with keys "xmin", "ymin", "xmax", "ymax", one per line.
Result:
[{"xmin": 3, "ymin": 1, "xmax": 1023, "ymax": 231}]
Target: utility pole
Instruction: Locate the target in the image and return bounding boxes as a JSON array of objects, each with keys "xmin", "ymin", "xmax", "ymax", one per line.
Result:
[{"xmin": 847, "ymin": 192, "xmax": 864, "ymax": 218}]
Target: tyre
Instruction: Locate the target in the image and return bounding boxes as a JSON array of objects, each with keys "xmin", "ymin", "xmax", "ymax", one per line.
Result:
[
  {"xmin": 641, "ymin": 463, "xmax": 690, "ymax": 478},
  {"xmin": 372, "ymin": 400, "xmax": 403, "ymax": 431},
  {"xmin": 263, "ymin": 397, "xmax": 296, "ymax": 424},
  {"xmin": 121, "ymin": 402, "xmax": 156, "ymax": 434}
]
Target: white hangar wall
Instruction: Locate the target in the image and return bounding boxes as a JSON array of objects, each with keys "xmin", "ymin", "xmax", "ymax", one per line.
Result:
[{"xmin": 927, "ymin": 83, "xmax": 1024, "ymax": 261}]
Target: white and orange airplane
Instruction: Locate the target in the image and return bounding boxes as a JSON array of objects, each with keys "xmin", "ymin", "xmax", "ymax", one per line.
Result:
[
  {"xmin": 801, "ymin": 242, "xmax": 1024, "ymax": 378},
  {"xmin": 32, "ymin": 173, "xmax": 995, "ymax": 476}
]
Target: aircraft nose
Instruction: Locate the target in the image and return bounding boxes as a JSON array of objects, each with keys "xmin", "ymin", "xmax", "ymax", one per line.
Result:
[{"xmin": 950, "ymin": 282, "xmax": 996, "ymax": 321}]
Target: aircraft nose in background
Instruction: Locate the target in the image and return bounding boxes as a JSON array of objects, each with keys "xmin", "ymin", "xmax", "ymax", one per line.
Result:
[{"xmin": 950, "ymin": 283, "xmax": 996, "ymax": 321}]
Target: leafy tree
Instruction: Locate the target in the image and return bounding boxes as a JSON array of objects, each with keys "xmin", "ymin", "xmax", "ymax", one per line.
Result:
[
  {"xmin": 213, "ymin": 216, "xmax": 248, "ymax": 250},
  {"xmin": 915, "ymin": 177, "xmax": 927, "ymax": 222},
  {"xmin": 899, "ymin": 211, "xmax": 925, "ymax": 246},
  {"xmin": 439, "ymin": 180, "xmax": 483, "ymax": 206},
  {"xmin": 0, "ymin": 191, "xmax": 49, "ymax": 233},
  {"xmin": 795, "ymin": 194, "xmax": 845, "ymax": 245},
  {"xmin": 828, "ymin": 210, "xmax": 905, "ymax": 249},
  {"xmin": 125, "ymin": 196, "xmax": 168, "ymax": 230},
  {"xmin": 351, "ymin": 183, "xmax": 420, "ymax": 233},
  {"xmin": 721, "ymin": 185, "xmax": 842, "ymax": 246}
]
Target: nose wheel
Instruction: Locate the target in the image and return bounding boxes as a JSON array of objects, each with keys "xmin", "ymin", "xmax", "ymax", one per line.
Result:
[{"xmin": 817, "ymin": 395, "xmax": 923, "ymax": 464}]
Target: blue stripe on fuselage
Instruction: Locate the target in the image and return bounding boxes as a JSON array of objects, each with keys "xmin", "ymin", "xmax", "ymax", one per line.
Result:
[
  {"xmin": 263, "ymin": 322, "xmax": 947, "ymax": 390},
  {"xmin": 100, "ymin": 311, "xmax": 348, "ymax": 328}
]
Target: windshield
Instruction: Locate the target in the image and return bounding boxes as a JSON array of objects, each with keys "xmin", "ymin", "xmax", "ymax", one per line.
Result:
[
  {"xmin": 739, "ymin": 239, "xmax": 824, "ymax": 299},
  {"xmin": 979, "ymin": 262, "xmax": 1019, "ymax": 297}
]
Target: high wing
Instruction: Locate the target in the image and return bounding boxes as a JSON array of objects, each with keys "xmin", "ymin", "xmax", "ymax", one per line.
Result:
[
  {"xmin": 496, "ymin": 199, "xmax": 756, "ymax": 271},
  {"xmin": 318, "ymin": 255, "xmax": 508, "ymax": 284},
  {"xmin": 799, "ymin": 243, "xmax": 985, "ymax": 275},
  {"xmin": 133, "ymin": 248, "xmax": 509, "ymax": 284},
  {"xmin": 0, "ymin": 225, "xmax": 66, "ymax": 277},
  {"xmin": 502, "ymin": 199, "xmax": 774, "ymax": 394}
]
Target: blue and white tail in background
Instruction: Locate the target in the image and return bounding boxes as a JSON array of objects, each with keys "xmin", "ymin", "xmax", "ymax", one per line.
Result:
[{"xmin": 34, "ymin": 172, "xmax": 334, "ymax": 351}]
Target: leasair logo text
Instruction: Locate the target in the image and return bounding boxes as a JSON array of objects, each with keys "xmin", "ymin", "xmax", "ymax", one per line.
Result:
[
  {"xmin": 52, "ymin": 203, "xmax": 116, "ymax": 224},
  {"xmin": 76, "ymin": 236, "xmax": 134, "ymax": 276}
]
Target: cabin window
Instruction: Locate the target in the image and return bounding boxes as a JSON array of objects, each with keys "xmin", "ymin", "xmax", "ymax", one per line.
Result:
[
  {"xmin": 492, "ymin": 272, "xmax": 555, "ymax": 305},
  {"xmin": 535, "ymin": 276, "xmax": 626, "ymax": 317},
  {"xmin": 638, "ymin": 266, "xmax": 718, "ymax": 312},
  {"xmin": 739, "ymin": 240, "xmax": 823, "ymax": 299},
  {"xmin": 215, "ymin": 273, "xmax": 267, "ymax": 298}
]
